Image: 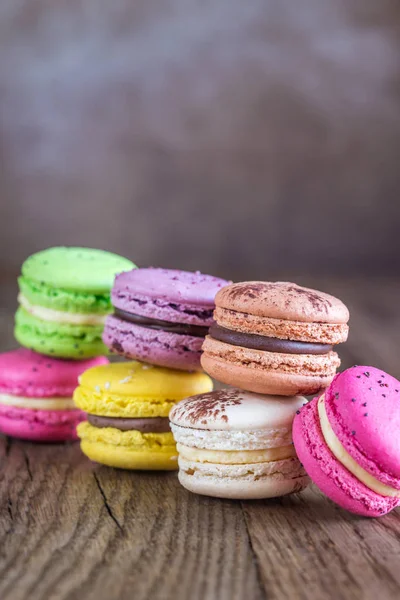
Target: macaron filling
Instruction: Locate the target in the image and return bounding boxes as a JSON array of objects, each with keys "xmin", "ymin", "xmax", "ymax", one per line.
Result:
[
  {"xmin": 0, "ymin": 393, "xmax": 76, "ymax": 411},
  {"xmin": 176, "ymin": 443, "xmax": 296, "ymax": 464},
  {"xmin": 86, "ymin": 414, "xmax": 171, "ymax": 433},
  {"xmin": 318, "ymin": 394, "xmax": 400, "ymax": 498},
  {"xmin": 113, "ymin": 307, "xmax": 209, "ymax": 338},
  {"xmin": 19, "ymin": 294, "xmax": 107, "ymax": 326},
  {"xmin": 209, "ymin": 324, "xmax": 334, "ymax": 355}
]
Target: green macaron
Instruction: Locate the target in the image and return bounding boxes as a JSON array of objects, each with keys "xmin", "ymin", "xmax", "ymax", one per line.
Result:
[{"xmin": 15, "ymin": 247, "xmax": 136, "ymax": 359}]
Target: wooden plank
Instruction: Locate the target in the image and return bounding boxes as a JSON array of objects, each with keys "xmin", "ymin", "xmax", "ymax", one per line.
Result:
[
  {"xmin": 242, "ymin": 487, "xmax": 400, "ymax": 600},
  {"xmin": 0, "ymin": 436, "xmax": 263, "ymax": 600}
]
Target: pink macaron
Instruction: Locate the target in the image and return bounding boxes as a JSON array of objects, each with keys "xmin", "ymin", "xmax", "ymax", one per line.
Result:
[
  {"xmin": 293, "ymin": 365, "xmax": 400, "ymax": 517},
  {"xmin": 103, "ymin": 268, "xmax": 230, "ymax": 371},
  {"xmin": 0, "ymin": 348, "xmax": 108, "ymax": 442}
]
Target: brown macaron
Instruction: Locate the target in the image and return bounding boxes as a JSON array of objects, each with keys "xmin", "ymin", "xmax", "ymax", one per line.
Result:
[{"xmin": 201, "ymin": 282, "xmax": 349, "ymax": 396}]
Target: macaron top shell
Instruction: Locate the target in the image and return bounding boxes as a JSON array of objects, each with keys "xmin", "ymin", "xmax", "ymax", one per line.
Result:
[
  {"xmin": 324, "ymin": 366, "xmax": 400, "ymax": 486},
  {"xmin": 170, "ymin": 389, "xmax": 307, "ymax": 431},
  {"xmin": 113, "ymin": 268, "xmax": 229, "ymax": 307},
  {"xmin": 77, "ymin": 361, "xmax": 212, "ymax": 400},
  {"xmin": 0, "ymin": 348, "xmax": 108, "ymax": 397},
  {"xmin": 22, "ymin": 247, "xmax": 135, "ymax": 294},
  {"xmin": 112, "ymin": 268, "xmax": 230, "ymax": 326},
  {"xmin": 215, "ymin": 281, "xmax": 349, "ymax": 324}
]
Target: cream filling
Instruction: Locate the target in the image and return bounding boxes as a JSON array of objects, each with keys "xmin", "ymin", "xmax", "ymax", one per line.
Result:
[
  {"xmin": 18, "ymin": 294, "xmax": 107, "ymax": 326},
  {"xmin": 0, "ymin": 393, "xmax": 76, "ymax": 411},
  {"xmin": 318, "ymin": 395, "xmax": 400, "ymax": 498},
  {"xmin": 177, "ymin": 443, "xmax": 296, "ymax": 465}
]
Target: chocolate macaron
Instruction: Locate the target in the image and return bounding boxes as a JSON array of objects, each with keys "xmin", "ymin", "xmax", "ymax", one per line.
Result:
[{"xmin": 201, "ymin": 281, "xmax": 349, "ymax": 396}]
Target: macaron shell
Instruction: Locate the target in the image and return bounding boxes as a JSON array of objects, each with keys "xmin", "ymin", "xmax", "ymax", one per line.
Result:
[
  {"xmin": 15, "ymin": 307, "xmax": 108, "ymax": 359},
  {"xmin": 201, "ymin": 353, "xmax": 335, "ymax": 396},
  {"xmin": 22, "ymin": 247, "xmax": 135, "ymax": 294},
  {"xmin": 19, "ymin": 277, "xmax": 112, "ymax": 314},
  {"xmin": 215, "ymin": 281, "xmax": 349, "ymax": 324},
  {"xmin": 170, "ymin": 388, "xmax": 306, "ymax": 431},
  {"xmin": 0, "ymin": 348, "xmax": 108, "ymax": 397},
  {"xmin": 103, "ymin": 315, "xmax": 203, "ymax": 371},
  {"xmin": 0, "ymin": 405, "xmax": 84, "ymax": 442},
  {"xmin": 325, "ymin": 366, "xmax": 400, "ymax": 488},
  {"xmin": 77, "ymin": 360, "xmax": 212, "ymax": 400},
  {"xmin": 178, "ymin": 461, "xmax": 309, "ymax": 499},
  {"xmin": 80, "ymin": 439, "xmax": 178, "ymax": 470},
  {"xmin": 113, "ymin": 268, "xmax": 229, "ymax": 307},
  {"xmin": 293, "ymin": 399, "xmax": 398, "ymax": 517},
  {"xmin": 77, "ymin": 422, "xmax": 178, "ymax": 470}
]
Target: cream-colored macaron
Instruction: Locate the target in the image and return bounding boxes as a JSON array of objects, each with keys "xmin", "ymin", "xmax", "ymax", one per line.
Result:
[{"xmin": 170, "ymin": 389, "xmax": 310, "ymax": 499}]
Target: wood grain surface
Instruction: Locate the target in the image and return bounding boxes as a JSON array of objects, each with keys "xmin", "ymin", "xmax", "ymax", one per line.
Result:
[{"xmin": 0, "ymin": 278, "xmax": 399, "ymax": 600}]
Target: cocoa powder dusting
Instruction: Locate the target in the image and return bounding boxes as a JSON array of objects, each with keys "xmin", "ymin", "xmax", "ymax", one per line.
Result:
[{"xmin": 171, "ymin": 389, "xmax": 242, "ymax": 425}]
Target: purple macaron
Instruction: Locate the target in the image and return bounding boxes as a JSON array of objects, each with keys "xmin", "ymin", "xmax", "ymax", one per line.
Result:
[{"xmin": 103, "ymin": 268, "xmax": 230, "ymax": 371}]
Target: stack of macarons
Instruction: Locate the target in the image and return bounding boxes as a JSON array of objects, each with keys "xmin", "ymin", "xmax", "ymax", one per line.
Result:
[
  {"xmin": 75, "ymin": 267, "xmax": 229, "ymax": 468},
  {"xmin": 103, "ymin": 268, "xmax": 229, "ymax": 371},
  {"xmin": 0, "ymin": 246, "xmax": 135, "ymax": 442},
  {"xmin": 15, "ymin": 247, "xmax": 135, "ymax": 359},
  {"xmin": 0, "ymin": 349, "xmax": 108, "ymax": 442},
  {"xmin": 171, "ymin": 280, "xmax": 350, "ymax": 499},
  {"xmin": 74, "ymin": 361, "xmax": 212, "ymax": 469}
]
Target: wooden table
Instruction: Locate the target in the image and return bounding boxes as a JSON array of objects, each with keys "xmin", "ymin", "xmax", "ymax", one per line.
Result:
[{"xmin": 1, "ymin": 278, "xmax": 399, "ymax": 600}]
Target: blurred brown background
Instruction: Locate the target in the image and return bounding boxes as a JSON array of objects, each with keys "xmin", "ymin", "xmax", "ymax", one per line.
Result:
[{"xmin": 1, "ymin": 0, "xmax": 400, "ymax": 283}]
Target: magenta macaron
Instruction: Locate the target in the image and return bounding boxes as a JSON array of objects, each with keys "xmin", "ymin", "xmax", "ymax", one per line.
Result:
[
  {"xmin": 0, "ymin": 348, "xmax": 108, "ymax": 442},
  {"xmin": 293, "ymin": 365, "xmax": 400, "ymax": 517},
  {"xmin": 103, "ymin": 268, "xmax": 230, "ymax": 371}
]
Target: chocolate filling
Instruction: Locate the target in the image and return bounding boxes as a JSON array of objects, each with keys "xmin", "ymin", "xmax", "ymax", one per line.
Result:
[
  {"xmin": 114, "ymin": 308, "xmax": 209, "ymax": 338},
  {"xmin": 209, "ymin": 324, "xmax": 333, "ymax": 355},
  {"xmin": 87, "ymin": 414, "xmax": 171, "ymax": 433}
]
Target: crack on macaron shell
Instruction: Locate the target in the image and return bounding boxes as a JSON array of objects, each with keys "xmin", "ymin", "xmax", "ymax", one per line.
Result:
[
  {"xmin": 214, "ymin": 307, "xmax": 348, "ymax": 344},
  {"xmin": 19, "ymin": 277, "xmax": 112, "ymax": 314},
  {"xmin": 202, "ymin": 337, "xmax": 340, "ymax": 375},
  {"xmin": 112, "ymin": 291, "xmax": 215, "ymax": 326},
  {"xmin": 293, "ymin": 400, "xmax": 398, "ymax": 515},
  {"xmin": 324, "ymin": 372, "xmax": 400, "ymax": 490}
]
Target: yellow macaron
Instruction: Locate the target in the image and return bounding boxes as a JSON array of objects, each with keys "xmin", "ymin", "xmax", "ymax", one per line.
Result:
[{"xmin": 74, "ymin": 361, "xmax": 213, "ymax": 470}]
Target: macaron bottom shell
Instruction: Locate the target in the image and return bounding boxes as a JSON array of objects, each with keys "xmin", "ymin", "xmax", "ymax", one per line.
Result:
[
  {"xmin": 201, "ymin": 353, "xmax": 335, "ymax": 396},
  {"xmin": 178, "ymin": 457, "xmax": 309, "ymax": 499},
  {"xmin": 77, "ymin": 422, "xmax": 178, "ymax": 470},
  {"xmin": 15, "ymin": 307, "xmax": 108, "ymax": 359},
  {"xmin": 103, "ymin": 315, "xmax": 203, "ymax": 371},
  {"xmin": 0, "ymin": 406, "xmax": 84, "ymax": 442},
  {"xmin": 293, "ymin": 399, "xmax": 399, "ymax": 517}
]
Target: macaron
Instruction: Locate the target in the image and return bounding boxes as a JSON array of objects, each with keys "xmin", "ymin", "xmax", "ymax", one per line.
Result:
[
  {"xmin": 102, "ymin": 268, "xmax": 230, "ymax": 371},
  {"xmin": 74, "ymin": 361, "xmax": 213, "ymax": 469},
  {"xmin": 293, "ymin": 366, "xmax": 400, "ymax": 517},
  {"xmin": 0, "ymin": 348, "xmax": 108, "ymax": 442},
  {"xmin": 15, "ymin": 247, "xmax": 135, "ymax": 359},
  {"xmin": 201, "ymin": 281, "xmax": 349, "ymax": 396},
  {"xmin": 170, "ymin": 389, "xmax": 309, "ymax": 499}
]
